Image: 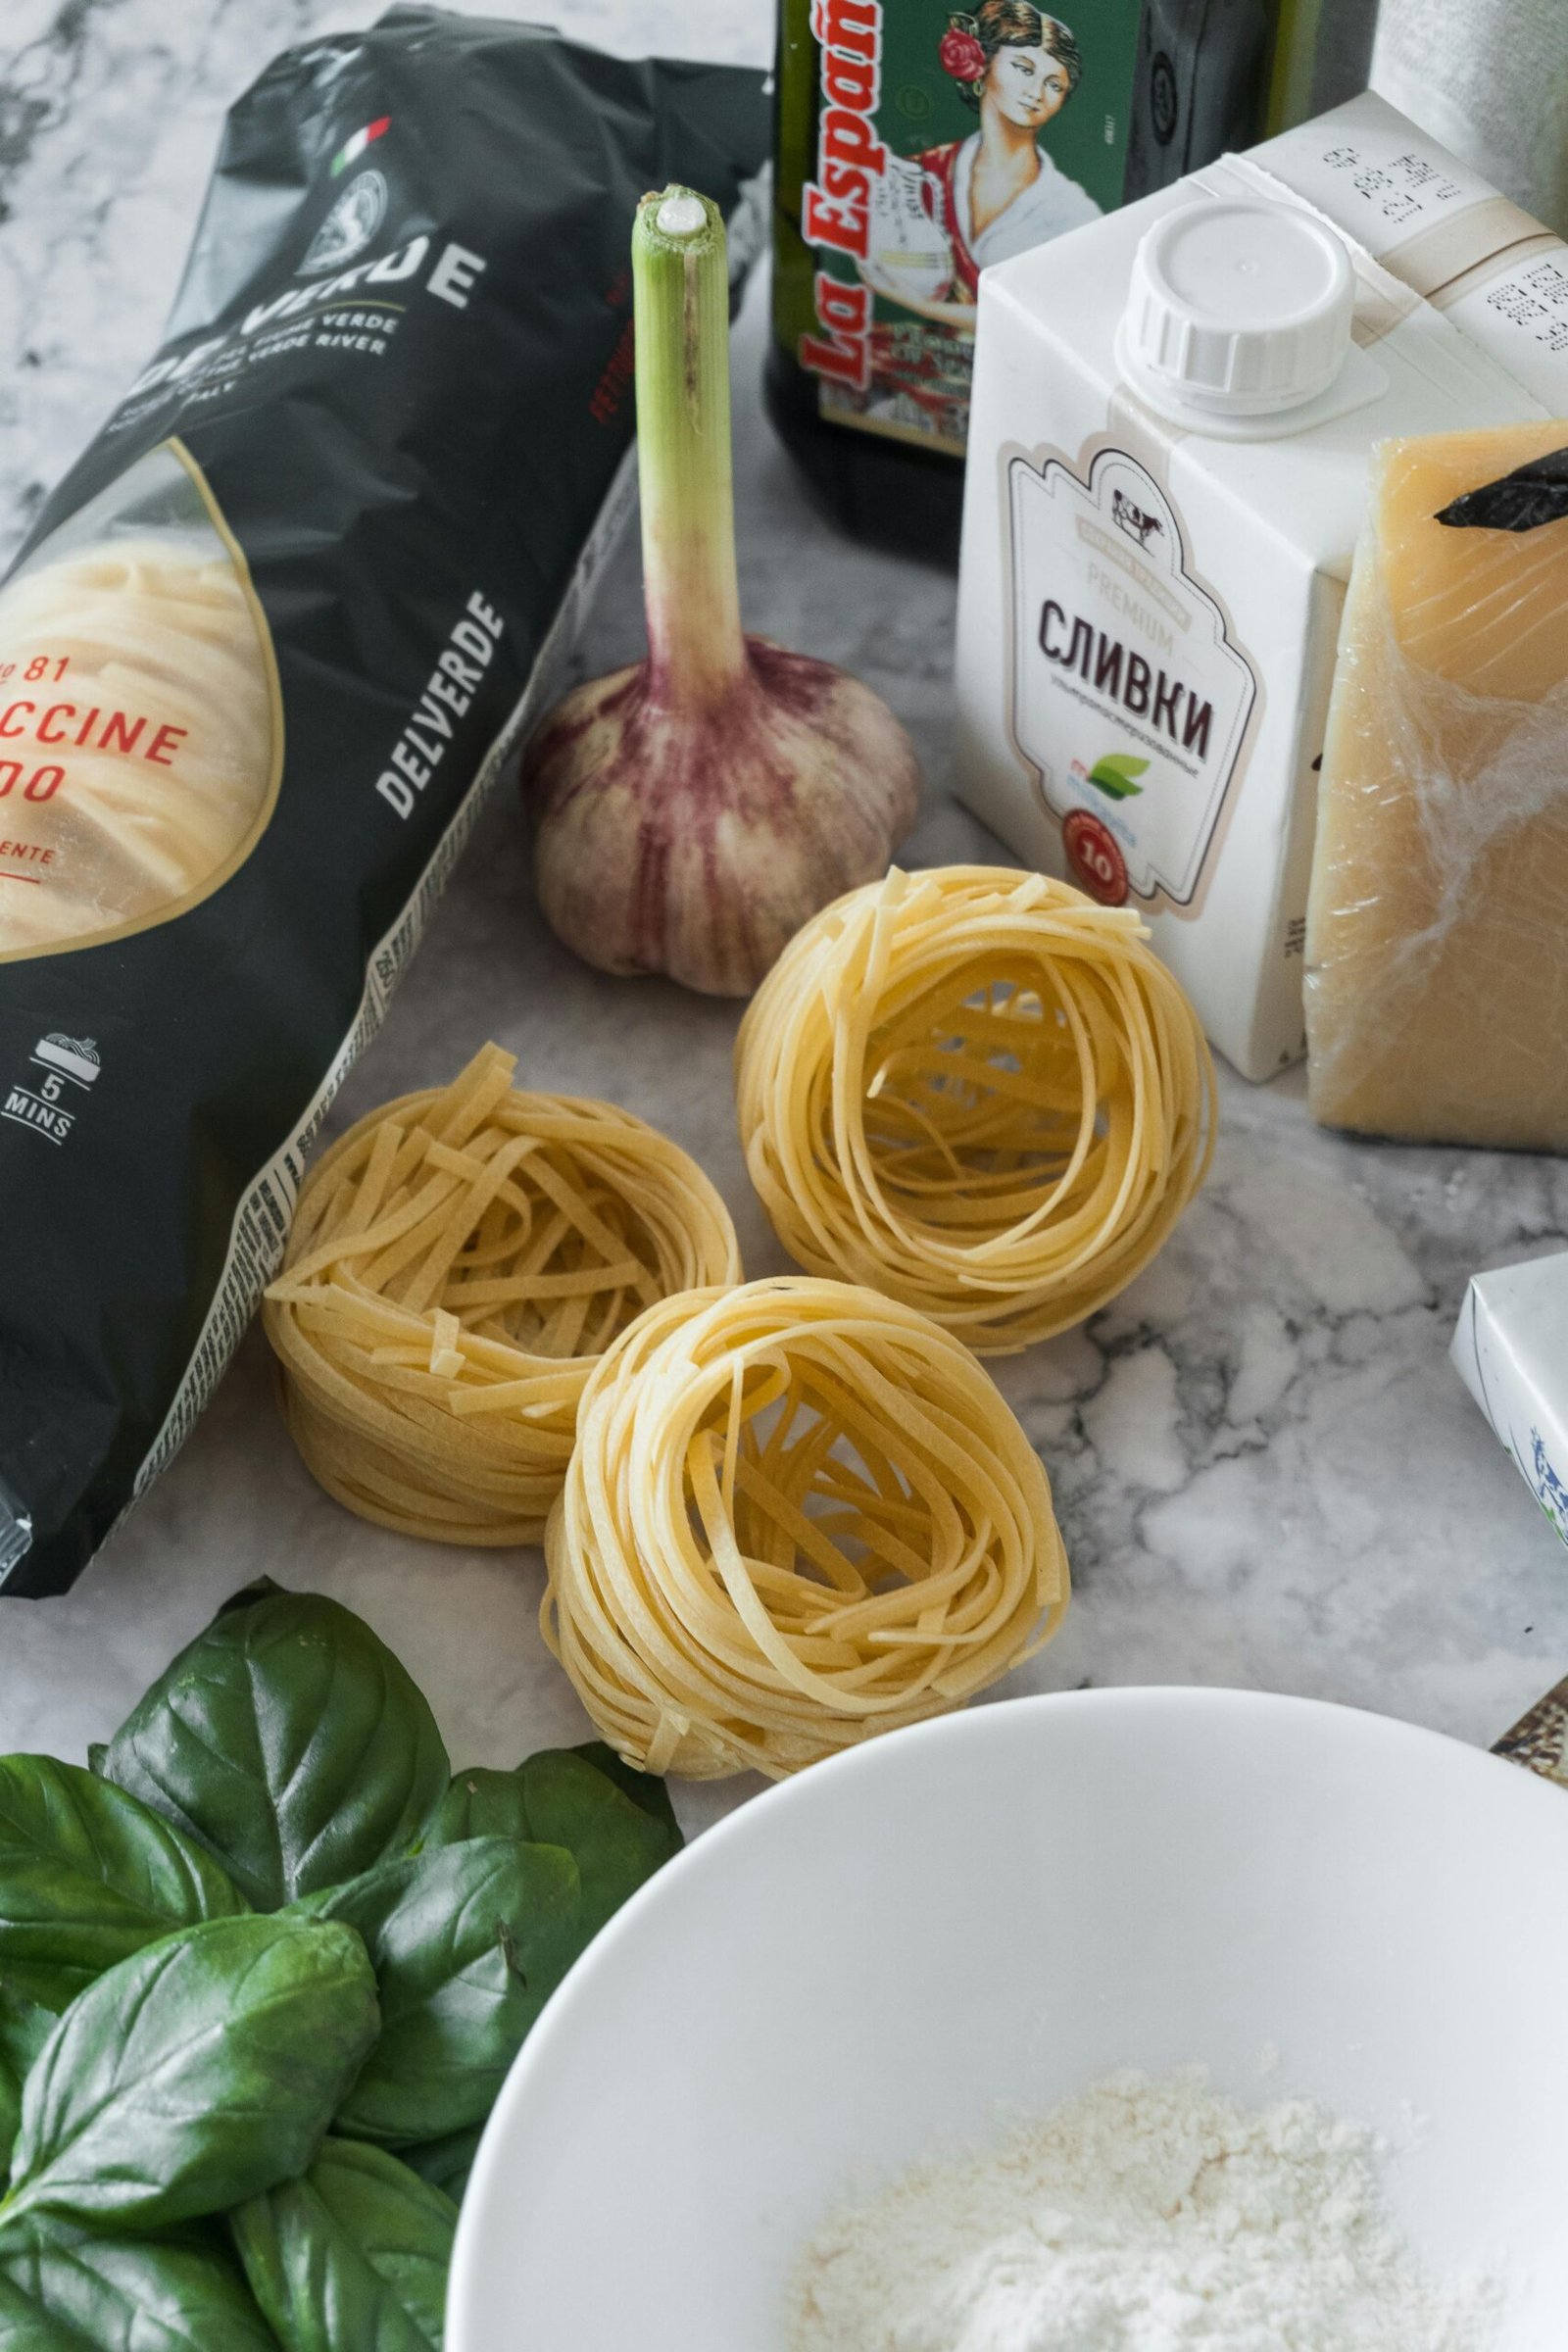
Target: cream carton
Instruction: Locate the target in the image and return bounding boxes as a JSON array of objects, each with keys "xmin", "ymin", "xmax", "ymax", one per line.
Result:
[
  {"xmin": 1452, "ymin": 1254, "xmax": 1568, "ymax": 1552},
  {"xmin": 954, "ymin": 95, "xmax": 1567, "ymax": 1080}
]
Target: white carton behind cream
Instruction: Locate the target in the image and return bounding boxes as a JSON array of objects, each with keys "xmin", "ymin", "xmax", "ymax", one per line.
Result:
[
  {"xmin": 1249, "ymin": 92, "xmax": 1568, "ymax": 413},
  {"xmin": 954, "ymin": 102, "xmax": 1563, "ymax": 1081},
  {"xmin": 1452, "ymin": 1255, "xmax": 1568, "ymax": 1553}
]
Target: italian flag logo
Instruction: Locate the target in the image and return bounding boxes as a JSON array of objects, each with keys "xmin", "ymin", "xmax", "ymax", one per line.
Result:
[{"xmin": 330, "ymin": 117, "xmax": 391, "ymax": 177}]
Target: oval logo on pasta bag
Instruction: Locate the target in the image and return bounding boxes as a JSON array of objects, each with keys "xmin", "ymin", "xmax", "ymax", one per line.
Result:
[{"xmin": 0, "ymin": 439, "xmax": 281, "ymax": 960}]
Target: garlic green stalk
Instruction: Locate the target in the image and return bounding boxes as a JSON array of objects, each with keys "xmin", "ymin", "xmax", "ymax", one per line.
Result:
[{"xmin": 522, "ymin": 185, "xmax": 920, "ymax": 997}]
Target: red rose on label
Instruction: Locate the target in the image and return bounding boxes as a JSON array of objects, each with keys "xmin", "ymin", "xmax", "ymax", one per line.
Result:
[
  {"xmin": 1062, "ymin": 808, "xmax": 1128, "ymax": 906},
  {"xmin": 938, "ymin": 27, "xmax": 987, "ymax": 82}
]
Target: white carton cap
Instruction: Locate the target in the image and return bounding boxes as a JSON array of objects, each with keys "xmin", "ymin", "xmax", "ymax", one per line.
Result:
[{"xmin": 1118, "ymin": 198, "xmax": 1354, "ymax": 422}]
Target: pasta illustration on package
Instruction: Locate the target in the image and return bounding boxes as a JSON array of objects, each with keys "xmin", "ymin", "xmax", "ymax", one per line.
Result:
[
  {"xmin": 0, "ymin": 448, "xmax": 280, "ymax": 955},
  {"xmin": 0, "ymin": 8, "xmax": 766, "ymax": 1595}
]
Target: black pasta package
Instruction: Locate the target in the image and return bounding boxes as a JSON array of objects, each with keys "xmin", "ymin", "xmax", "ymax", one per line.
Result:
[{"xmin": 0, "ymin": 6, "xmax": 766, "ymax": 1595}]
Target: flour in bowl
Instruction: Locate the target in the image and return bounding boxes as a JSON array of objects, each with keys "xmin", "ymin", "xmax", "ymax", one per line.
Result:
[{"xmin": 787, "ymin": 2066, "xmax": 1497, "ymax": 2349}]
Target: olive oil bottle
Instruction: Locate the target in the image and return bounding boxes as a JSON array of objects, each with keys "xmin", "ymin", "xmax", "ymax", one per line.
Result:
[{"xmin": 766, "ymin": 0, "xmax": 1271, "ymax": 561}]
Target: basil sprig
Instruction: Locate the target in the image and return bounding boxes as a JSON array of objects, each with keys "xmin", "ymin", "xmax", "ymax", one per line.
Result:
[{"xmin": 0, "ymin": 1582, "xmax": 683, "ymax": 2348}]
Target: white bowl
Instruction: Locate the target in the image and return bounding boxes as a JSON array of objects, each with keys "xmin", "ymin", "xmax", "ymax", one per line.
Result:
[{"xmin": 449, "ymin": 1689, "xmax": 1568, "ymax": 2347}]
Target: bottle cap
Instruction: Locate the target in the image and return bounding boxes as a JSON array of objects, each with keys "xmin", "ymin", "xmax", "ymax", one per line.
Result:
[{"xmin": 1118, "ymin": 199, "xmax": 1354, "ymax": 421}]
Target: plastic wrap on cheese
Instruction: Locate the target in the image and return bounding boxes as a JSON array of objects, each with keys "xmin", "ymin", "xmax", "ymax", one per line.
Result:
[{"xmin": 1304, "ymin": 422, "xmax": 1568, "ymax": 1150}]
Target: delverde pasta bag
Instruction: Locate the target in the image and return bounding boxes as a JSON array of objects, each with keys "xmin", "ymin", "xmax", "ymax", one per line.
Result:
[{"xmin": 0, "ymin": 7, "xmax": 766, "ymax": 1595}]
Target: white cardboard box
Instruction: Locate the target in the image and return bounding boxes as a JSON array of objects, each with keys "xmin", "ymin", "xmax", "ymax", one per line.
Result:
[{"xmin": 1452, "ymin": 1254, "xmax": 1568, "ymax": 1551}]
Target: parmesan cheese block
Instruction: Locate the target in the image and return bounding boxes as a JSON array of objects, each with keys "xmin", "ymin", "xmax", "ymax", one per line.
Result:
[{"xmin": 1304, "ymin": 421, "xmax": 1568, "ymax": 1150}]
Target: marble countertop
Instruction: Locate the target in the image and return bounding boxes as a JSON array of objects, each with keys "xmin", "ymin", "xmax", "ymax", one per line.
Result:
[{"xmin": 1, "ymin": 0, "xmax": 1564, "ymax": 1844}]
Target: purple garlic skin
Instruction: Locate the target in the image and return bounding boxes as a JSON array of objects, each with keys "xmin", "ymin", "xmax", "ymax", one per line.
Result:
[{"xmin": 522, "ymin": 636, "xmax": 920, "ymax": 997}]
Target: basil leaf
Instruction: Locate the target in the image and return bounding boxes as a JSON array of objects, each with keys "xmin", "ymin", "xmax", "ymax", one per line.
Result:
[
  {"xmin": 0, "ymin": 1994, "xmax": 53, "ymax": 2090},
  {"xmin": 427, "ymin": 1770, "xmax": 528, "ymax": 1848},
  {"xmin": 0, "ymin": 1756, "xmax": 248, "ymax": 2011},
  {"xmin": 0, "ymin": 2269, "xmax": 72, "ymax": 2349},
  {"xmin": 520, "ymin": 1747, "xmax": 680, "ymax": 1933},
  {"xmin": 103, "ymin": 1586, "xmax": 449, "ymax": 1910},
  {"xmin": 0, "ymin": 1994, "xmax": 54, "ymax": 2191},
  {"xmin": 0, "ymin": 2216, "xmax": 277, "ymax": 2350},
  {"xmin": 216, "ymin": 1574, "xmax": 284, "ymax": 1614},
  {"xmin": 567, "ymin": 1740, "xmax": 682, "ymax": 1835},
  {"xmin": 0, "ymin": 1996, "xmax": 54, "ymax": 2188},
  {"xmin": 433, "ymin": 1743, "xmax": 681, "ymax": 1936},
  {"xmin": 233, "ymin": 2137, "xmax": 455, "ymax": 2352},
  {"xmin": 0, "ymin": 2069, "xmax": 20, "ymax": 2194},
  {"xmin": 0, "ymin": 1913, "xmax": 379, "ymax": 2232},
  {"xmin": 0, "ymin": 2270, "xmax": 71, "ymax": 2348},
  {"xmin": 398, "ymin": 2125, "xmax": 481, "ymax": 2207},
  {"xmin": 301, "ymin": 1837, "xmax": 580, "ymax": 2145}
]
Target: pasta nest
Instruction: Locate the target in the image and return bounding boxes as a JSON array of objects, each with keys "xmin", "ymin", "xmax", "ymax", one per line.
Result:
[
  {"xmin": 264, "ymin": 1043, "xmax": 741, "ymax": 1544},
  {"xmin": 735, "ymin": 866, "xmax": 1217, "ymax": 1353},
  {"xmin": 542, "ymin": 1276, "xmax": 1069, "ymax": 1780}
]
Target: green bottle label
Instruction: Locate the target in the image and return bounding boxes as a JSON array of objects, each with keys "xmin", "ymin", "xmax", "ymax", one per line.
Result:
[{"xmin": 775, "ymin": 0, "xmax": 1143, "ymax": 454}]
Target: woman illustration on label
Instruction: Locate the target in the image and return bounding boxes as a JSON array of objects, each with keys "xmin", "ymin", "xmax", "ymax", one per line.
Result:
[{"xmin": 865, "ymin": 1, "xmax": 1099, "ymax": 330}]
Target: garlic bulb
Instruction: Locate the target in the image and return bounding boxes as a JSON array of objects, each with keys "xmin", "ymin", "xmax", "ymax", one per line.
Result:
[{"xmin": 522, "ymin": 187, "xmax": 919, "ymax": 998}]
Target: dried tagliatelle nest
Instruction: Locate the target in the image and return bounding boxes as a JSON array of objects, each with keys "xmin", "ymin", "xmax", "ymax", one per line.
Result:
[
  {"xmin": 543, "ymin": 1276, "xmax": 1069, "ymax": 1779},
  {"xmin": 264, "ymin": 1042, "xmax": 740, "ymax": 1544},
  {"xmin": 735, "ymin": 865, "xmax": 1217, "ymax": 1354}
]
